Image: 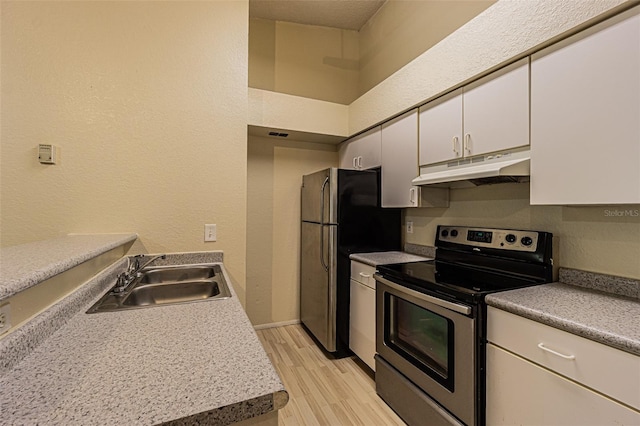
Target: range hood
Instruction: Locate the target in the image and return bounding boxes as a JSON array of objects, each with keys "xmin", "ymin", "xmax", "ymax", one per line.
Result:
[{"xmin": 412, "ymin": 149, "xmax": 530, "ymax": 188}]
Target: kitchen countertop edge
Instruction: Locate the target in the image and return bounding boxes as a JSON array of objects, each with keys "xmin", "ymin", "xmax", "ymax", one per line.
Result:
[
  {"xmin": 349, "ymin": 251, "xmax": 433, "ymax": 267},
  {"xmin": 0, "ymin": 233, "xmax": 138, "ymax": 301},
  {"xmin": 486, "ymin": 282, "xmax": 640, "ymax": 356}
]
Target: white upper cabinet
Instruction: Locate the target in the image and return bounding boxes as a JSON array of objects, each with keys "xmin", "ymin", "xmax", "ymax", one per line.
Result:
[
  {"xmin": 419, "ymin": 58, "xmax": 530, "ymax": 166},
  {"xmin": 338, "ymin": 126, "xmax": 382, "ymax": 170},
  {"xmin": 381, "ymin": 109, "xmax": 420, "ymax": 207},
  {"xmin": 419, "ymin": 90, "xmax": 463, "ymax": 165},
  {"xmin": 530, "ymin": 6, "xmax": 640, "ymax": 205},
  {"xmin": 463, "ymin": 59, "xmax": 530, "ymax": 157},
  {"xmin": 381, "ymin": 110, "xmax": 449, "ymax": 208}
]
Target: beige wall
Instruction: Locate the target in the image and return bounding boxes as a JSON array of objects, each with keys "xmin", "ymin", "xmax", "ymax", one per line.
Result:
[
  {"xmin": 247, "ymin": 136, "xmax": 337, "ymax": 326},
  {"xmin": 352, "ymin": 0, "xmax": 640, "ymax": 281},
  {"xmin": 349, "ymin": 0, "xmax": 630, "ymax": 134},
  {"xmin": 406, "ymin": 184, "xmax": 640, "ymax": 280},
  {"xmin": 248, "ymin": 88, "xmax": 349, "ymax": 137},
  {"xmin": 248, "ymin": 1, "xmax": 493, "ymax": 105},
  {"xmin": 248, "ymin": 0, "xmax": 638, "ymax": 325},
  {"xmin": 358, "ymin": 0, "xmax": 494, "ymax": 96},
  {"xmin": 3, "ymin": 0, "xmax": 637, "ymax": 332},
  {"xmin": 249, "ymin": 18, "xmax": 359, "ymax": 105},
  {"xmin": 1, "ymin": 2, "xmax": 249, "ymax": 301}
]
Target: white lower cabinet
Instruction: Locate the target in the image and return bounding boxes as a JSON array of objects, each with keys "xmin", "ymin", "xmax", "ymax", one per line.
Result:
[
  {"xmin": 486, "ymin": 307, "xmax": 640, "ymax": 425},
  {"xmin": 487, "ymin": 345, "xmax": 639, "ymax": 425},
  {"xmin": 349, "ymin": 261, "xmax": 376, "ymax": 371}
]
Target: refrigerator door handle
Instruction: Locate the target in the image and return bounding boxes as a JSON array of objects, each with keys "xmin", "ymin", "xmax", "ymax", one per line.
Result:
[{"xmin": 320, "ymin": 176, "xmax": 330, "ymax": 271}]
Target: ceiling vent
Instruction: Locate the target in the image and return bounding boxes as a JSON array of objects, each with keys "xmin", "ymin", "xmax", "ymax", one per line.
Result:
[{"xmin": 268, "ymin": 132, "xmax": 289, "ymax": 138}]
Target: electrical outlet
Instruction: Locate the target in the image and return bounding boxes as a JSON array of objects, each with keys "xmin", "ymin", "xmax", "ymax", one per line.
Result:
[
  {"xmin": 204, "ymin": 224, "xmax": 217, "ymax": 242},
  {"xmin": 0, "ymin": 303, "xmax": 11, "ymax": 335},
  {"xmin": 406, "ymin": 221, "xmax": 414, "ymax": 234}
]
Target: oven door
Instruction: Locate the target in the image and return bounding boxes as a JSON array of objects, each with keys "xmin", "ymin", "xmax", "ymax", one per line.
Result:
[{"xmin": 375, "ymin": 274, "xmax": 476, "ymax": 426}]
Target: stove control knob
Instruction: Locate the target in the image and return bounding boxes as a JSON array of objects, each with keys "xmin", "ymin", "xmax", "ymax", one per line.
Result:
[
  {"xmin": 441, "ymin": 229, "xmax": 449, "ymax": 237},
  {"xmin": 505, "ymin": 234, "xmax": 517, "ymax": 244},
  {"xmin": 521, "ymin": 236, "xmax": 533, "ymax": 246},
  {"xmin": 450, "ymin": 229, "xmax": 458, "ymax": 237}
]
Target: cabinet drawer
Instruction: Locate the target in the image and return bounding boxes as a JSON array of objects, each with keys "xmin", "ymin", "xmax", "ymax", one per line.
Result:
[
  {"xmin": 487, "ymin": 344, "xmax": 640, "ymax": 425},
  {"xmin": 488, "ymin": 307, "xmax": 640, "ymax": 410},
  {"xmin": 350, "ymin": 261, "xmax": 376, "ymax": 289}
]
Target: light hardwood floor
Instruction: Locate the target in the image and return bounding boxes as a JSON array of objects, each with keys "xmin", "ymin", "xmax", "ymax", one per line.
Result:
[{"xmin": 256, "ymin": 324, "xmax": 407, "ymax": 426}]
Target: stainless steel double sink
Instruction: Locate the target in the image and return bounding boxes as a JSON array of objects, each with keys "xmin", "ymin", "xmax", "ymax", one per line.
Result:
[{"xmin": 87, "ymin": 264, "xmax": 231, "ymax": 313}]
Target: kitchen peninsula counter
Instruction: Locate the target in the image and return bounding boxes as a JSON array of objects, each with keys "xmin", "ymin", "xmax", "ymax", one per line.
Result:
[
  {"xmin": 0, "ymin": 234, "xmax": 137, "ymax": 301},
  {"xmin": 486, "ymin": 269, "xmax": 640, "ymax": 356},
  {"xmin": 0, "ymin": 256, "xmax": 287, "ymax": 425}
]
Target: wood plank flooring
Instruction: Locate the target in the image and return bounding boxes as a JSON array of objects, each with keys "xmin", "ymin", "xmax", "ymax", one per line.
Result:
[{"xmin": 256, "ymin": 324, "xmax": 406, "ymax": 426}]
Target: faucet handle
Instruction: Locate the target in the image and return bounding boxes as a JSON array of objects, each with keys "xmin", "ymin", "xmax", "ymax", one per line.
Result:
[
  {"xmin": 129, "ymin": 255, "xmax": 144, "ymax": 272},
  {"xmin": 113, "ymin": 273, "xmax": 128, "ymax": 293}
]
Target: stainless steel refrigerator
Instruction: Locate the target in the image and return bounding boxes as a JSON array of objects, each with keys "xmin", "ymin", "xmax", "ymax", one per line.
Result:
[{"xmin": 300, "ymin": 167, "xmax": 401, "ymax": 355}]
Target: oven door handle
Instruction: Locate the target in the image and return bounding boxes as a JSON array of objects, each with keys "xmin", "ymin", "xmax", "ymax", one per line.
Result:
[{"xmin": 374, "ymin": 274, "xmax": 472, "ymax": 316}]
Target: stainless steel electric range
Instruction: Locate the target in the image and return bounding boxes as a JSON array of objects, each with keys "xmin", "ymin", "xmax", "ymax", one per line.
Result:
[{"xmin": 374, "ymin": 225, "xmax": 555, "ymax": 426}]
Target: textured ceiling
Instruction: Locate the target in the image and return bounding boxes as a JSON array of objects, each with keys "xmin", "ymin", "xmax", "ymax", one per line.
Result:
[{"xmin": 249, "ymin": 0, "xmax": 386, "ymax": 31}]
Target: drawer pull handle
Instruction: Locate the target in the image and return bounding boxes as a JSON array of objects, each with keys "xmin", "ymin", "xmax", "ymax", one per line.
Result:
[
  {"xmin": 537, "ymin": 343, "xmax": 575, "ymax": 360},
  {"xmin": 359, "ymin": 272, "xmax": 371, "ymax": 278}
]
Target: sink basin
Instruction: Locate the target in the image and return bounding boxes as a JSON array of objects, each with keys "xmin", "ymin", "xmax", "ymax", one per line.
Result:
[
  {"xmin": 122, "ymin": 280, "xmax": 228, "ymax": 307},
  {"xmin": 87, "ymin": 264, "xmax": 231, "ymax": 313},
  {"xmin": 138, "ymin": 266, "xmax": 216, "ymax": 284}
]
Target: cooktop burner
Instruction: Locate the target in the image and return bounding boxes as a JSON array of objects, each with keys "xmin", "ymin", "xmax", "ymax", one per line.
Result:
[
  {"xmin": 377, "ymin": 260, "xmax": 547, "ymax": 304},
  {"xmin": 376, "ymin": 225, "xmax": 555, "ymax": 304}
]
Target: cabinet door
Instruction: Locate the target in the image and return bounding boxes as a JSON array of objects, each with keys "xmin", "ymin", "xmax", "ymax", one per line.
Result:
[
  {"xmin": 382, "ymin": 109, "xmax": 420, "ymax": 207},
  {"xmin": 355, "ymin": 126, "xmax": 382, "ymax": 170},
  {"xmin": 349, "ymin": 278, "xmax": 376, "ymax": 371},
  {"xmin": 487, "ymin": 344, "xmax": 640, "ymax": 426},
  {"xmin": 418, "ymin": 89, "xmax": 463, "ymax": 166},
  {"xmin": 338, "ymin": 138, "xmax": 358, "ymax": 169},
  {"xmin": 530, "ymin": 6, "xmax": 640, "ymax": 205},
  {"xmin": 463, "ymin": 58, "xmax": 529, "ymax": 157},
  {"xmin": 338, "ymin": 127, "xmax": 381, "ymax": 170}
]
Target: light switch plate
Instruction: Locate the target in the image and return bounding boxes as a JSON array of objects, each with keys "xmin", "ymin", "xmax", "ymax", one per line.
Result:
[{"xmin": 204, "ymin": 224, "xmax": 217, "ymax": 242}]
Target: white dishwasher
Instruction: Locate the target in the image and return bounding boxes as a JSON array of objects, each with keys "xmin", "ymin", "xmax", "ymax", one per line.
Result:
[
  {"xmin": 349, "ymin": 252, "xmax": 432, "ymax": 371},
  {"xmin": 349, "ymin": 260, "xmax": 377, "ymax": 370}
]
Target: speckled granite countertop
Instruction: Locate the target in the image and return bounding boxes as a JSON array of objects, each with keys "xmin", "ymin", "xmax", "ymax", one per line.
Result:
[
  {"xmin": 0, "ymin": 234, "xmax": 137, "ymax": 301},
  {"xmin": 350, "ymin": 251, "xmax": 432, "ymax": 267},
  {"xmin": 486, "ymin": 277, "xmax": 640, "ymax": 356},
  {"xmin": 0, "ymin": 257, "xmax": 287, "ymax": 425}
]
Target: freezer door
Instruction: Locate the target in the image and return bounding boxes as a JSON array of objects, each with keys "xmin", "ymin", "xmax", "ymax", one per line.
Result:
[
  {"xmin": 301, "ymin": 168, "xmax": 337, "ymax": 224},
  {"xmin": 300, "ymin": 221, "xmax": 338, "ymax": 352}
]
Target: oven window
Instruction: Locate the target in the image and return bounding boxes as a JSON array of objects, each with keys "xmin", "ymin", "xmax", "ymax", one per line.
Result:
[{"xmin": 386, "ymin": 294, "xmax": 454, "ymax": 390}]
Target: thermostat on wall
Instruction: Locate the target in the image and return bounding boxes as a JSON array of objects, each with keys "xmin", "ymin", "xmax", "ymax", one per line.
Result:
[{"xmin": 38, "ymin": 144, "xmax": 57, "ymax": 164}]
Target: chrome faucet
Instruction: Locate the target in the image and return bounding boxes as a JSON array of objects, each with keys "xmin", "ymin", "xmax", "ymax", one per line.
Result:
[
  {"xmin": 131, "ymin": 254, "xmax": 167, "ymax": 274},
  {"xmin": 112, "ymin": 254, "xmax": 166, "ymax": 294}
]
